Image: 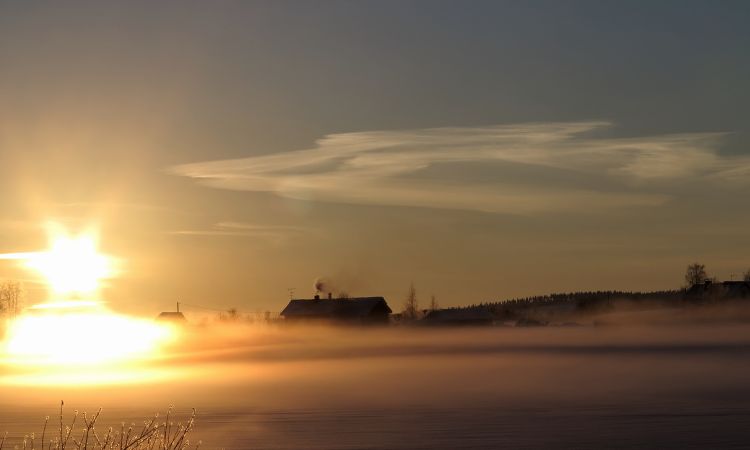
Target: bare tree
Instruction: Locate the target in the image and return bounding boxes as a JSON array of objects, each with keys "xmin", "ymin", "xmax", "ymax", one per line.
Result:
[
  {"xmin": 429, "ymin": 294, "xmax": 439, "ymax": 312},
  {"xmin": 402, "ymin": 282, "xmax": 419, "ymax": 320},
  {"xmin": 684, "ymin": 263, "xmax": 707, "ymax": 288},
  {"xmin": 0, "ymin": 280, "xmax": 23, "ymax": 318},
  {"xmin": 219, "ymin": 307, "xmax": 240, "ymax": 322}
]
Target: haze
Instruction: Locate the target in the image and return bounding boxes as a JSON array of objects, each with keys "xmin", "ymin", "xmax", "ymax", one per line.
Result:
[{"xmin": 3, "ymin": 324, "xmax": 750, "ymax": 448}]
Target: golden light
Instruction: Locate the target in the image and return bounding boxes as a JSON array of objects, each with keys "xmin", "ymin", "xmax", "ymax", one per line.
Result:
[
  {"xmin": 0, "ymin": 303, "xmax": 180, "ymax": 385},
  {"xmin": 4, "ymin": 308, "xmax": 175, "ymax": 366},
  {"xmin": 25, "ymin": 230, "xmax": 116, "ymax": 296},
  {"xmin": 0, "ymin": 223, "xmax": 179, "ymax": 385}
]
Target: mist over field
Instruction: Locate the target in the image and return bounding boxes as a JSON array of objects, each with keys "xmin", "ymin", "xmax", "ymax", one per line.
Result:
[
  {"xmin": 1, "ymin": 1, "xmax": 750, "ymax": 448},
  {"xmin": 3, "ymin": 322, "xmax": 750, "ymax": 449}
]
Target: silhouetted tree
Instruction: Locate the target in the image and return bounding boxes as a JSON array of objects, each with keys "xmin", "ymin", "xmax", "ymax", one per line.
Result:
[
  {"xmin": 430, "ymin": 294, "xmax": 439, "ymax": 311},
  {"xmin": 402, "ymin": 282, "xmax": 419, "ymax": 320},
  {"xmin": 0, "ymin": 280, "xmax": 23, "ymax": 318},
  {"xmin": 218, "ymin": 307, "xmax": 240, "ymax": 322},
  {"xmin": 685, "ymin": 263, "xmax": 707, "ymax": 287}
]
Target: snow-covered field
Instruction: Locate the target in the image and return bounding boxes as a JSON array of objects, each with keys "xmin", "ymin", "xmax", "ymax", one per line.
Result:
[{"xmin": 2, "ymin": 325, "xmax": 750, "ymax": 449}]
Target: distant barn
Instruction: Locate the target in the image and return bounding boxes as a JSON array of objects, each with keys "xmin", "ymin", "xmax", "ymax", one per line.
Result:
[
  {"xmin": 686, "ymin": 280, "xmax": 750, "ymax": 301},
  {"xmin": 280, "ymin": 295, "xmax": 392, "ymax": 324}
]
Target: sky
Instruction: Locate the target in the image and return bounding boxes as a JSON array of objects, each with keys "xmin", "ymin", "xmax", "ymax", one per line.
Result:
[{"xmin": 0, "ymin": 0, "xmax": 749, "ymax": 314}]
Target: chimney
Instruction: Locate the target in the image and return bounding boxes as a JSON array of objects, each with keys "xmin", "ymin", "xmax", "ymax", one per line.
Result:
[{"xmin": 328, "ymin": 292, "xmax": 332, "ymax": 300}]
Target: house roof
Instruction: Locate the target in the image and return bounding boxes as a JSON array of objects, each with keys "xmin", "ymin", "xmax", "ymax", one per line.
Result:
[
  {"xmin": 720, "ymin": 281, "xmax": 750, "ymax": 297},
  {"xmin": 686, "ymin": 281, "xmax": 750, "ymax": 299},
  {"xmin": 156, "ymin": 311, "xmax": 186, "ymax": 321},
  {"xmin": 281, "ymin": 297, "xmax": 392, "ymax": 318}
]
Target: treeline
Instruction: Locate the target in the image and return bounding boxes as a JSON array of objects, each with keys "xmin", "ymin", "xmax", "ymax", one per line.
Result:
[
  {"xmin": 444, "ymin": 289, "xmax": 684, "ymax": 321},
  {"xmin": 423, "ymin": 263, "xmax": 750, "ymax": 322},
  {"xmin": 490, "ymin": 289, "xmax": 681, "ymax": 308}
]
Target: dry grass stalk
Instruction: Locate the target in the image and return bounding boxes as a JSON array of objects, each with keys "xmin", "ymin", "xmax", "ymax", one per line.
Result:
[{"xmin": 0, "ymin": 402, "xmax": 199, "ymax": 450}]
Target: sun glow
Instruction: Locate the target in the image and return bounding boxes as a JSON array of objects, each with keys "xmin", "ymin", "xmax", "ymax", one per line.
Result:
[
  {"xmin": 0, "ymin": 223, "xmax": 178, "ymax": 385},
  {"xmin": 25, "ymin": 230, "xmax": 116, "ymax": 296},
  {"xmin": 4, "ymin": 308, "xmax": 175, "ymax": 365}
]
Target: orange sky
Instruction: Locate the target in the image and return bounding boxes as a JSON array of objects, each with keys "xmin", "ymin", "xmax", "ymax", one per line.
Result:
[{"xmin": 1, "ymin": 2, "xmax": 749, "ymax": 314}]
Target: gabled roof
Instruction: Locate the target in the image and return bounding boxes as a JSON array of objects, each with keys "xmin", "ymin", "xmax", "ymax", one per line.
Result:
[{"xmin": 281, "ymin": 297, "xmax": 392, "ymax": 318}]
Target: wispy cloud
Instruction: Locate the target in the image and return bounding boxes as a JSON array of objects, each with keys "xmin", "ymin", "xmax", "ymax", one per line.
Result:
[
  {"xmin": 169, "ymin": 222, "xmax": 306, "ymax": 243},
  {"xmin": 170, "ymin": 122, "xmax": 744, "ymax": 214}
]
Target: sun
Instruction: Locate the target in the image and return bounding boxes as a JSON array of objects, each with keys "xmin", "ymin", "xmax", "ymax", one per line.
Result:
[
  {"xmin": 25, "ymin": 228, "xmax": 117, "ymax": 297},
  {"xmin": 0, "ymin": 223, "xmax": 178, "ymax": 385}
]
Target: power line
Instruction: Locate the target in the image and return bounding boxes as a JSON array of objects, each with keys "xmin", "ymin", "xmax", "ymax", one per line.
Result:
[{"xmin": 176, "ymin": 302, "xmax": 276, "ymax": 315}]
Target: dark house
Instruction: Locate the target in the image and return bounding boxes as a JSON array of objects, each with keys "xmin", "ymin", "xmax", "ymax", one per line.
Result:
[
  {"xmin": 685, "ymin": 280, "xmax": 750, "ymax": 301},
  {"xmin": 421, "ymin": 307, "xmax": 495, "ymax": 326},
  {"xmin": 156, "ymin": 302, "xmax": 187, "ymax": 323},
  {"xmin": 280, "ymin": 295, "xmax": 392, "ymax": 324}
]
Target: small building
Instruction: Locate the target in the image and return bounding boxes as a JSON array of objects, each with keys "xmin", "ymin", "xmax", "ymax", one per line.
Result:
[
  {"xmin": 685, "ymin": 280, "xmax": 750, "ymax": 301},
  {"xmin": 280, "ymin": 295, "xmax": 392, "ymax": 324},
  {"xmin": 156, "ymin": 302, "xmax": 187, "ymax": 323},
  {"xmin": 421, "ymin": 307, "xmax": 495, "ymax": 326}
]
